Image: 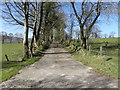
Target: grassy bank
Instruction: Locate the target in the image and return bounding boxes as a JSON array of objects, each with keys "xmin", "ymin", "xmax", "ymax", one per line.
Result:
[
  {"xmin": 1, "ymin": 43, "xmax": 46, "ymax": 82},
  {"xmin": 65, "ymin": 38, "xmax": 119, "ymax": 78}
]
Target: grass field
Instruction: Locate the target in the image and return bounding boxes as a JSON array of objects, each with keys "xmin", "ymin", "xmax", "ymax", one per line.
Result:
[
  {"xmin": 66, "ymin": 38, "xmax": 119, "ymax": 78},
  {"xmin": 88, "ymin": 37, "xmax": 119, "ymax": 44},
  {"xmin": 1, "ymin": 43, "xmax": 42, "ymax": 82},
  {"xmin": 88, "ymin": 38, "xmax": 119, "ymax": 64},
  {"xmin": 2, "ymin": 43, "xmax": 23, "ymax": 63}
]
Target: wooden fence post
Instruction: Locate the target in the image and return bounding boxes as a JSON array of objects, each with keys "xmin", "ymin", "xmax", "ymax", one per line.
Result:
[
  {"xmin": 105, "ymin": 41, "xmax": 108, "ymax": 47},
  {"xmin": 5, "ymin": 54, "xmax": 9, "ymax": 61},
  {"xmin": 89, "ymin": 45, "xmax": 91, "ymax": 53},
  {"xmin": 100, "ymin": 46, "xmax": 103, "ymax": 55}
]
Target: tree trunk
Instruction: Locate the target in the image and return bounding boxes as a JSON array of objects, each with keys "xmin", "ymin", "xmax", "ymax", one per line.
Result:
[
  {"xmin": 33, "ymin": 19, "xmax": 38, "ymax": 48},
  {"xmin": 23, "ymin": 2, "xmax": 29, "ymax": 60},
  {"xmin": 80, "ymin": 26, "xmax": 87, "ymax": 49},
  {"xmin": 30, "ymin": 35, "xmax": 34, "ymax": 57},
  {"xmin": 30, "ymin": 12, "xmax": 38, "ymax": 57},
  {"xmin": 2, "ymin": 39, "xmax": 4, "ymax": 44},
  {"xmin": 36, "ymin": 2, "xmax": 44, "ymax": 42},
  {"xmin": 81, "ymin": 37, "xmax": 87, "ymax": 49}
]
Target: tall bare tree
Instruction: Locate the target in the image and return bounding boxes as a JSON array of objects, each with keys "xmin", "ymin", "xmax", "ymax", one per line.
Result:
[
  {"xmin": 23, "ymin": 2, "xmax": 29, "ymax": 59},
  {"xmin": 71, "ymin": 1, "xmax": 117, "ymax": 49}
]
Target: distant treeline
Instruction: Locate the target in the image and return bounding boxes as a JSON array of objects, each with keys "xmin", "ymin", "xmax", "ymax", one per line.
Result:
[{"xmin": 0, "ymin": 31, "xmax": 23, "ymax": 43}]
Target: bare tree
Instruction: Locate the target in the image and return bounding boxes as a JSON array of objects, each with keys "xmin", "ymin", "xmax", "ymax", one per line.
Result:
[
  {"xmin": 23, "ymin": 2, "xmax": 29, "ymax": 59},
  {"xmin": 0, "ymin": 31, "xmax": 7, "ymax": 44},
  {"xmin": 71, "ymin": 1, "xmax": 117, "ymax": 49},
  {"xmin": 75, "ymin": 29, "xmax": 80, "ymax": 41},
  {"xmin": 2, "ymin": 2, "xmax": 30, "ymax": 59},
  {"xmin": 104, "ymin": 34, "xmax": 108, "ymax": 38},
  {"xmin": 8, "ymin": 33, "xmax": 13, "ymax": 43},
  {"xmin": 14, "ymin": 33, "xmax": 19, "ymax": 43},
  {"xmin": 91, "ymin": 25, "xmax": 102, "ymax": 38},
  {"xmin": 2, "ymin": 2, "xmax": 33, "ymax": 29},
  {"xmin": 69, "ymin": 13, "xmax": 74, "ymax": 43},
  {"xmin": 109, "ymin": 31, "xmax": 116, "ymax": 38}
]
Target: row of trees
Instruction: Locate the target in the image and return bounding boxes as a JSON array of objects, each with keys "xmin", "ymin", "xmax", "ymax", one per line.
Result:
[
  {"xmin": 0, "ymin": 31, "xmax": 23, "ymax": 43},
  {"xmin": 103, "ymin": 32, "xmax": 116, "ymax": 38},
  {"xmin": 67, "ymin": 28, "xmax": 116, "ymax": 40},
  {"xmin": 63, "ymin": 1, "xmax": 117, "ymax": 49},
  {"xmin": 2, "ymin": 2, "xmax": 67, "ymax": 60},
  {"xmin": 2, "ymin": 1, "xmax": 117, "ymax": 60}
]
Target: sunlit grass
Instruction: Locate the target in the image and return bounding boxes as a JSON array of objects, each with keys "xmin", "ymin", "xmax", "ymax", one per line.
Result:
[
  {"xmin": 2, "ymin": 43, "xmax": 23, "ymax": 63},
  {"xmin": 1, "ymin": 43, "xmax": 41, "ymax": 82},
  {"xmin": 65, "ymin": 37, "xmax": 119, "ymax": 78}
]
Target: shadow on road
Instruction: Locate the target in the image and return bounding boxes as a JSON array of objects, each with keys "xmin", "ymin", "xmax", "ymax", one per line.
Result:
[{"xmin": 34, "ymin": 43, "xmax": 74, "ymax": 56}]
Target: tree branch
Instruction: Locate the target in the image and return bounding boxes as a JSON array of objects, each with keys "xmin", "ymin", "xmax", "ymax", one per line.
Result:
[
  {"xmin": 5, "ymin": 2, "xmax": 24, "ymax": 26},
  {"xmin": 82, "ymin": 3, "xmax": 94, "ymax": 26},
  {"xmin": 9, "ymin": 2, "xmax": 24, "ymax": 17},
  {"xmin": 71, "ymin": 2, "xmax": 81, "ymax": 24}
]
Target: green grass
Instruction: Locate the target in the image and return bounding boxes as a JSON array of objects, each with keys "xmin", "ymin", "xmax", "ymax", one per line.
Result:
[
  {"xmin": 2, "ymin": 43, "xmax": 23, "ymax": 63},
  {"xmin": 1, "ymin": 43, "xmax": 42, "ymax": 83},
  {"xmin": 88, "ymin": 37, "xmax": 119, "ymax": 44},
  {"xmin": 65, "ymin": 37, "xmax": 119, "ymax": 78}
]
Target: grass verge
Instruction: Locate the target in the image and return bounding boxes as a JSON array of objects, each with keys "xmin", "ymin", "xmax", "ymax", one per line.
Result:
[
  {"xmin": 66, "ymin": 46, "xmax": 118, "ymax": 79},
  {"xmin": 1, "ymin": 57, "xmax": 41, "ymax": 82},
  {"xmin": 1, "ymin": 43, "xmax": 47, "ymax": 83}
]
